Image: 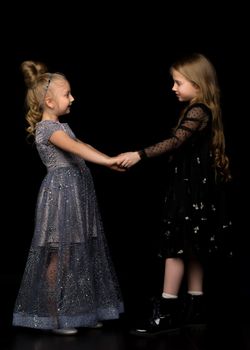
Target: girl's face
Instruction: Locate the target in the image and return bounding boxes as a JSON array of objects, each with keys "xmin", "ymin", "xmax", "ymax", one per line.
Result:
[
  {"xmin": 51, "ymin": 79, "xmax": 75, "ymax": 116},
  {"xmin": 171, "ymin": 69, "xmax": 199, "ymax": 103}
]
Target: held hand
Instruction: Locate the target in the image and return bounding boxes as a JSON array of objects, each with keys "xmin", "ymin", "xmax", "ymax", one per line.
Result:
[
  {"xmin": 106, "ymin": 157, "xmax": 127, "ymax": 172},
  {"xmin": 116, "ymin": 152, "xmax": 141, "ymax": 168},
  {"xmin": 110, "ymin": 164, "xmax": 127, "ymax": 172}
]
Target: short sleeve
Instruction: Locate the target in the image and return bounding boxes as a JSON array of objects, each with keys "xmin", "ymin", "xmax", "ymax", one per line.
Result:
[{"xmin": 36, "ymin": 121, "xmax": 64, "ymax": 144}]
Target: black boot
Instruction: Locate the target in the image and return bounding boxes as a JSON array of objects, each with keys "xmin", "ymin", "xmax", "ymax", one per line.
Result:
[
  {"xmin": 131, "ymin": 297, "xmax": 181, "ymax": 336},
  {"xmin": 183, "ymin": 294, "xmax": 207, "ymax": 329}
]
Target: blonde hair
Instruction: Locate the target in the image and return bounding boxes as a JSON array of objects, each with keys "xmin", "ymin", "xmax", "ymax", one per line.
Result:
[
  {"xmin": 170, "ymin": 53, "xmax": 231, "ymax": 182},
  {"xmin": 20, "ymin": 60, "xmax": 66, "ymax": 137}
]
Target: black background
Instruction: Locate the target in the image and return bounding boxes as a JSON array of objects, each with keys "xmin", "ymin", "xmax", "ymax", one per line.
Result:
[{"xmin": 1, "ymin": 4, "xmax": 248, "ymax": 324}]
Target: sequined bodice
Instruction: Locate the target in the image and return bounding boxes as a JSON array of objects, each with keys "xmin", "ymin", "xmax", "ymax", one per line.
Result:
[{"xmin": 35, "ymin": 121, "xmax": 84, "ymax": 171}]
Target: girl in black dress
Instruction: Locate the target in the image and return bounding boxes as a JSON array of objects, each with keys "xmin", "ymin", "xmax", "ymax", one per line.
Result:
[{"xmin": 117, "ymin": 53, "xmax": 233, "ymax": 335}]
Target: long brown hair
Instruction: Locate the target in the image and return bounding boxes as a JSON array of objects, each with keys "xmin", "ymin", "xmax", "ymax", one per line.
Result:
[{"xmin": 170, "ymin": 53, "xmax": 231, "ymax": 182}]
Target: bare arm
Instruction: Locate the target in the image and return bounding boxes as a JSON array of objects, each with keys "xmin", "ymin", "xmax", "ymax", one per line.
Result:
[
  {"xmin": 76, "ymin": 138, "xmax": 108, "ymax": 157},
  {"xmin": 49, "ymin": 130, "xmax": 125, "ymax": 170}
]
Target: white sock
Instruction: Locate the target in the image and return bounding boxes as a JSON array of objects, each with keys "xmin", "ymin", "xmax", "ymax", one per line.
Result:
[
  {"xmin": 162, "ymin": 292, "xmax": 178, "ymax": 299},
  {"xmin": 187, "ymin": 291, "xmax": 203, "ymax": 296}
]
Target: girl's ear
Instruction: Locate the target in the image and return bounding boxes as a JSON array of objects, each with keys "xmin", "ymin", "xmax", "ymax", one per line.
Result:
[
  {"xmin": 44, "ymin": 96, "xmax": 54, "ymax": 109},
  {"xmin": 192, "ymin": 82, "xmax": 200, "ymax": 91}
]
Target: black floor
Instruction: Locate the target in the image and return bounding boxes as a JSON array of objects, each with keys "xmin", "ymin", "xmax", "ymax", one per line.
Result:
[
  {"xmin": 1, "ymin": 320, "xmax": 250, "ymax": 350},
  {"xmin": 1, "ymin": 267, "xmax": 250, "ymax": 350}
]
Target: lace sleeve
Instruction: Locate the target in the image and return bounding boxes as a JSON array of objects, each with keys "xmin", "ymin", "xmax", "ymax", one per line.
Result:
[{"xmin": 139, "ymin": 105, "xmax": 210, "ymax": 159}]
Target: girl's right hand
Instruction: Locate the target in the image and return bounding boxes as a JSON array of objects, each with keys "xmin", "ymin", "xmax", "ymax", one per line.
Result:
[{"xmin": 115, "ymin": 152, "xmax": 141, "ymax": 168}]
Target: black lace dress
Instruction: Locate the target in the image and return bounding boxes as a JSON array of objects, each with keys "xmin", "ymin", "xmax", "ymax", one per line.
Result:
[{"xmin": 140, "ymin": 103, "xmax": 233, "ymax": 260}]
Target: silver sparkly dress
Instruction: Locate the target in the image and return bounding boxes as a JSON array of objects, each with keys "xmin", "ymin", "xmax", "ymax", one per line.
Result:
[{"xmin": 13, "ymin": 120, "xmax": 124, "ymax": 330}]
